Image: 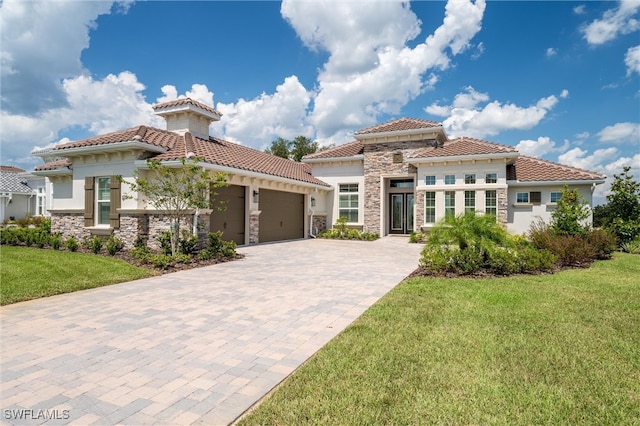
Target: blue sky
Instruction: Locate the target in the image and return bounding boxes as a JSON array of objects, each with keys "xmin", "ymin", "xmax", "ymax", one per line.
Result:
[{"xmin": 1, "ymin": 0, "xmax": 639, "ymax": 204}]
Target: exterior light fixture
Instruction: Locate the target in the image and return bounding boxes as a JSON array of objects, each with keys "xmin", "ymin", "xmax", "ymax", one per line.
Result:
[
  {"xmin": 310, "ymin": 196, "xmax": 316, "ymax": 207},
  {"xmin": 252, "ymin": 190, "xmax": 259, "ymax": 203}
]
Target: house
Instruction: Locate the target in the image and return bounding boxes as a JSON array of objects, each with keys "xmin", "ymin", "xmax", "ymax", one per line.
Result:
[
  {"xmin": 0, "ymin": 166, "xmax": 50, "ymax": 223},
  {"xmin": 303, "ymin": 118, "xmax": 605, "ymax": 236},
  {"xmin": 31, "ymin": 98, "xmax": 605, "ymax": 248}
]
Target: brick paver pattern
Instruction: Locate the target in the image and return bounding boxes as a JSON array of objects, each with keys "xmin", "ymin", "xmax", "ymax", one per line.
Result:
[{"xmin": 0, "ymin": 238, "xmax": 422, "ymax": 425}]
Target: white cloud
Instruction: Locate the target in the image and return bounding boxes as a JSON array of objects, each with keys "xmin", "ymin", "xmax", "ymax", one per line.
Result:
[
  {"xmin": 425, "ymin": 87, "xmax": 565, "ymax": 139},
  {"xmin": 625, "ymin": 45, "xmax": 640, "ymax": 76},
  {"xmin": 582, "ymin": 0, "xmax": 640, "ymax": 46},
  {"xmin": 515, "ymin": 136, "xmax": 570, "ymax": 158},
  {"xmin": 0, "ymin": 0, "xmax": 119, "ymax": 115},
  {"xmin": 597, "ymin": 122, "xmax": 640, "ymax": 143},
  {"xmin": 546, "ymin": 47, "xmax": 558, "ymax": 57},
  {"xmin": 214, "ymin": 76, "xmax": 314, "ymax": 148},
  {"xmin": 558, "ymin": 147, "xmax": 619, "ymax": 171},
  {"xmin": 155, "ymin": 84, "xmax": 215, "ymax": 108},
  {"xmin": 281, "ymin": 0, "xmax": 486, "ymax": 140}
]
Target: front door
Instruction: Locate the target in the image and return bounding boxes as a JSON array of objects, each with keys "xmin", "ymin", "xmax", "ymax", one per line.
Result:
[{"xmin": 390, "ymin": 193, "xmax": 414, "ymax": 234}]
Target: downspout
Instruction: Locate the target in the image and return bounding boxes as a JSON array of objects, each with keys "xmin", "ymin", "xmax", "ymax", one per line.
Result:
[
  {"xmin": 192, "ymin": 207, "xmax": 199, "ymax": 236},
  {"xmin": 308, "ymin": 194, "xmax": 316, "ymax": 238}
]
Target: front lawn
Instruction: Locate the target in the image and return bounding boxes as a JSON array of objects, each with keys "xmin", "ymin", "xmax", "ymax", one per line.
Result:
[
  {"xmin": 0, "ymin": 246, "xmax": 155, "ymax": 305},
  {"xmin": 239, "ymin": 253, "xmax": 640, "ymax": 425}
]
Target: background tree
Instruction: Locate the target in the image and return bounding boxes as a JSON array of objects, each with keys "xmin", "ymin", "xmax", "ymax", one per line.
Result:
[
  {"xmin": 290, "ymin": 136, "xmax": 319, "ymax": 161},
  {"xmin": 551, "ymin": 185, "xmax": 590, "ymax": 236},
  {"xmin": 121, "ymin": 157, "xmax": 227, "ymax": 256},
  {"xmin": 265, "ymin": 137, "xmax": 292, "ymax": 159},
  {"xmin": 602, "ymin": 167, "xmax": 640, "ymax": 244},
  {"xmin": 264, "ymin": 136, "xmax": 320, "ymax": 161}
]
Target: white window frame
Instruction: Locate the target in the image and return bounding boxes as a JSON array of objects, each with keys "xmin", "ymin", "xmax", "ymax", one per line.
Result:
[
  {"xmin": 444, "ymin": 174, "xmax": 455, "ymax": 185},
  {"xmin": 464, "ymin": 174, "xmax": 476, "ymax": 185},
  {"xmin": 516, "ymin": 192, "xmax": 529, "ymax": 204},
  {"xmin": 36, "ymin": 187, "xmax": 46, "ymax": 216},
  {"xmin": 550, "ymin": 192, "xmax": 562, "ymax": 204},
  {"xmin": 445, "ymin": 191, "xmax": 456, "ymax": 218},
  {"xmin": 96, "ymin": 176, "xmax": 111, "ymax": 226},
  {"xmin": 338, "ymin": 183, "xmax": 359, "ymax": 223},
  {"xmin": 464, "ymin": 190, "xmax": 476, "ymax": 213},
  {"xmin": 485, "ymin": 173, "xmax": 497, "ymax": 184},
  {"xmin": 425, "ymin": 175, "xmax": 436, "ymax": 186},
  {"xmin": 485, "ymin": 190, "xmax": 497, "ymax": 216},
  {"xmin": 424, "ymin": 191, "xmax": 436, "ymax": 224}
]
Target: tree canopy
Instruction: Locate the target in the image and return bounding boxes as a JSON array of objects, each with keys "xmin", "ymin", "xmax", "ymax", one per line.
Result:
[{"xmin": 264, "ymin": 136, "xmax": 319, "ymax": 161}]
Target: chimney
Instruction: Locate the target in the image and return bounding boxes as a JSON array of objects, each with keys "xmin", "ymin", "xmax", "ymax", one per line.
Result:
[{"xmin": 152, "ymin": 98, "xmax": 222, "ymax": 140}]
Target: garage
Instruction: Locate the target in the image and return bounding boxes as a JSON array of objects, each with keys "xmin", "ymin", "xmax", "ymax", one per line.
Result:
[
  {"xmin": 210, "ymin": 184, "xmax": 246, "ymax": 245},
  {"xmin": 259, "ymin": 189, "xmax": 304, "ymax": 243}
]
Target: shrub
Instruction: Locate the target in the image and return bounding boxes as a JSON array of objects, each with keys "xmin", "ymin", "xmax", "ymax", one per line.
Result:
[
  {"xmin": 133, "ymin": 235, "xmax": 147, "ymax": 249},
  {"xmin": 519, "ymin": 246, "xmax": 556, "ymax": 272},
  {"xmin": 65, "ymin": 236, "xmax": 79, "ymax": 252},
  {"xmin": 0, "ymin": 228, "xmax": 20, "ymax": 246},
  {"xmin": 179, "ymin": 230, "xmax": 199, "ymax": 255},
  {"xmin": 35, "ymin": 230, "xmax": 49, "ymax": 248},
  {"xmin": 148, "ymin": 254, "xmax": 173, "ymax": 270},
  {"xmin": 106, "ymin": 235, "xmax": 125, "ymax": 256},
  {"xmin": 130, "ymin": 246, "xmax": 151, "ymax": 262},
  {"xmin": 409, "ymin": 231, "xmax": 428, "ymax": 243},
  {"xmin": 39, "ymin": 218, "xmax": 51, "ymax": 234},
  {"xmin": 486, "ymin": 246, "xmax": 520, "ymax": 275},
  {"xmin": 50, "ymin": 234, "xmax": 62, "ymax": 250},
  {"xmin": 621, "ymin": 239, "xmax": 640, "ymax": 254},
  {"xmin": 586, "ymin": 228, "xmax": 617, "ymax": 260},
  {"xmin": 172, "ymin": 253, "xmax": 192, "ymax": 264},
  {"xmin": 419, "ymin": 245, "xmax": 455, "ymax": 275},
  {"xmin": 157, "ymin": 231, "xmax": 173, "ymax": 255},
  {"xmin": 200, "ymin": 231, "xmax": 237, "ymax": 259},
  {"xmin": 88, "ymin": 236, "xmax": 103, "ymax": 254},
  {"xmin": 451, "ymin": 245, "xmax": 484, "ymax": 275}
]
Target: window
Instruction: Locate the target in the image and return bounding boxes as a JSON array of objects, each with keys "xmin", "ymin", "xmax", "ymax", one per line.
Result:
[
  {"xmin": 390, "ymin": 179, "xmax": 414, "ymax": 188},
  {"xmin": 445, "ymin": 174, "xmax": 455, "ymax": 185},
  {"xmin": 550, "ymin": 192, "xmax": 562, "ymax": 203},
  {"xmin": 485, "ymin": 190, "xmax": 497, "ymax": 216},
  {"xmin": 445, "ymin": 191, "xmax": 456, "ymax": 218},
  {"xmin": 339, "ymin": 183, "xmax": 359, "ymax": 223},
  {"xmin": 465, "ymin": 191, "xmax": 476, "ymax": 213},
  {"xmin": 516, "ymin": 192, "xmax": 529, "ymax": 203},
  {"xmin": 424, "ymin": 192, "xmax": 436, "ymax": 223},
  {"xmin": 464, "ymin": 174, "xmax": 476, "ymax": 184},
  {"xmin": 485, "ymin": 173, "xmax": 497, "ymax": 184},
  {"xmin": 96, "ymin": 177, "xmax": 111, "ymax": 226},
  {"xmin": 37, "ymin": 187, "xmax": 46, "ymax": 216},
  {"xmin": 425, "ymin": 175, "xmax": 436, "ymax": 186}
]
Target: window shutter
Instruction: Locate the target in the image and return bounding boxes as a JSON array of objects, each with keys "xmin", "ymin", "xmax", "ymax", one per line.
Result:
[
  {"xmin": 110, "ymin": 176, "xmax": 121, "ymax": 228},
  {"xmin": 530, "ymin": 191, "xmax": 542, "ymax": 204},
  {"xmin": 84, "ymin": 177, "xmax": 94, "ymax": 227}
]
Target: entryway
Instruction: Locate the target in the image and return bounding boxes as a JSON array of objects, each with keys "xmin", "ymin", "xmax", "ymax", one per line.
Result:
[{"xmin": 388, "ymin": 178, "xmax": 414, "ymax": 235}]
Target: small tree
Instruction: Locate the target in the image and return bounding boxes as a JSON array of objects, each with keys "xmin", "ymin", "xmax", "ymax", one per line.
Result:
[
  {"xmin": 604, "ymin": 166, "xmax": 640, "ymax": 244},
  {"xmin": 290, "ymin": 136, "xmax": 319, "ymax": 161},
  {"xmin": 121, "ymin": 157, "xmax": 227, "ymax": 255},
  {"xmin": 551, "ymin": 185, "xmax": 590, "ymax": 236}
]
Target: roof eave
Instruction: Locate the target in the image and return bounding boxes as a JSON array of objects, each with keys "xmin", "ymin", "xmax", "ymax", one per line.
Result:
[
  {"xmin": 410, "ymin": 152, "xmax": 519, "ymax": 164},
  {"xmin": 302, "ymin": 154, "xmax": 364, "ymax": 164},
  {"xmin": 355, "ymin": 126, "xmax": 445, "ymax": 142},
  {"xmin": 53, "ymin": 140, "xmax": 168, "ymax": 156},
  {"xmin": 135, "ymin": 159, "xmax": 331, "ymax": 190},
  {"xmin": 31, "ymin": 168, "xmax": 73, "ymax": 177},
  {"xmin": 507, "ymin": 179, "xmax": 606, "ymax": 186}
]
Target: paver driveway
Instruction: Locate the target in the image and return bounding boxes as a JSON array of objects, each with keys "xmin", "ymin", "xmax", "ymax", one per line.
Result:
[{"xmin": 1, "ymin": 237, "xmax": 423, "ymax": 425}]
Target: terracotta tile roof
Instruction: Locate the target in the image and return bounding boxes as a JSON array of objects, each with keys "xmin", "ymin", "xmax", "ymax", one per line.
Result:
[
  {"xmin": 302, "ymin": 141, "xmax": 364, "ymax": 160},
  {"xmin": 410, "ymin": 136, "xmax": 517, "ymax": 159},
  {"xmin": 40, "ymin": 126, "xmax": 328, "ymax": 186},
  {"xmin": 153, "ymin": 134, "xmax": 330, "ymax": 187},
  {"xmin": 355, "ymin": 117, "xmax": 441, "ymax": 135},
  {"xmin": 34, "ymin": 158, "xmax": 72, "ymax": 172},
  {"xmin": 0, "ymin": 171, "xmax": 35, "ymax": 194},
  {"xmin": 0, "ymin": 166, "xmax": 26, "ymax": 173},
  {"xmin": 152, "ymin": 98, "xmax": 222, "ymax": 117},
  {"xmin": 507, "ymin": 156, "xmax": 606, "ymax": 182}
]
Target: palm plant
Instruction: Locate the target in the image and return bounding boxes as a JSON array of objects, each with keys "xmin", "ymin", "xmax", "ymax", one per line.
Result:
[{"xmin": 426, "ymin": 211, "xmax": 514, "ymax": 251}]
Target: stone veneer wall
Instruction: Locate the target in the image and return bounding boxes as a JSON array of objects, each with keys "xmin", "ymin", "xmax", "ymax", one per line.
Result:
[
  {"xmin": 363, "ymin": 140, "xmax": 437, "ymax": 234},
  {"xmin": 51, "ymin": 213, "xmax": 90, "ymax": 242},
  {"xmin": 249, "ymin": 211, "xmax": 260, "ymax": 244},
  {"xmin": 497, "ymin": 188, "xmax": 508, "ymax": 226},
  {"xmin": 311, "ymin": 214, "xmax": 327, "ymax": 235}
]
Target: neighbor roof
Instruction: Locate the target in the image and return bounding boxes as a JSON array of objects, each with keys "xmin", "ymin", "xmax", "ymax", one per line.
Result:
[
  {"xmin": 0, "ymin": 171, "xmax": 35, "ymax": 194},
  {"xmin": 507, "ymin": 156, "xmax": 606, "ymax": 182},
  {"xmin": 355, "ymin": 118, "xmax": 442, "ymax": 135},
  {"xmin": 410, "ymin": 136, "xmax": 518, "ymax": 159},
  {"xmin": 0, "ymin": 166, "xmax": 26, "ymax": 173},
  {"xmin": 35, "ymin": 126, "xmax": 329, "ymax": 187}
]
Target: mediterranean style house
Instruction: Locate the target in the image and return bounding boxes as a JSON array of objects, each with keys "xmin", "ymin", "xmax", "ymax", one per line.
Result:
[{"xmin": 32, "ymin": 98, "xmax": 605, "ymax": 248}]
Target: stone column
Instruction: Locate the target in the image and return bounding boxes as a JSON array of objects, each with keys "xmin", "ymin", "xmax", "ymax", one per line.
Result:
[{"xmin": 249, "ymin": 211, "xmax": 261, "ymax": 244}]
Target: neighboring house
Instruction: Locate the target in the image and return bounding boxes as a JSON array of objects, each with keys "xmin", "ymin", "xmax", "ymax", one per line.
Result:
[
  {"xmin": 0, "ymin": 166, "xmax": 50, "ymax": 223},
  {"xmin": 302, "ymin": 118, "xmax": 605, "ymax": 236},
  {"xmin": 31, "ymin": 99, "xmax": 605, "ymax": 248}
]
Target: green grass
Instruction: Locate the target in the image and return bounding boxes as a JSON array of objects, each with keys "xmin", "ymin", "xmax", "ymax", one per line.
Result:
[
  {"xmin": 239, "ymin": 253, "xmax": 640, "ymax": 425},
  {"xmin": 0, "ymin": 246, "xmax": 155, "ymax": 305}
]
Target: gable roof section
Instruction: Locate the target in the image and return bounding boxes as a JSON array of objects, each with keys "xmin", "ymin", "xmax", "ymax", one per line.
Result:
[
  {"xmin": 34, "ymin": 126, "xmax": 328, "ymax": 187},
  {"xmin": 508, "ymin": 156, "xmax": 605, "ymax": 182},
  {"xmin": 355, "ymin": 117, "xmax": 441, "ymax": 135},
  {"xmin": 0, "ymin": 171, "xmax": 35, "ymax": 194},
  {"xmin": 410, "ymin": 136, "xmax": 518, "ymax": 159},
  {"xmin": 302, "ymin": 140, "xmax": 364, "ymax": 161}
]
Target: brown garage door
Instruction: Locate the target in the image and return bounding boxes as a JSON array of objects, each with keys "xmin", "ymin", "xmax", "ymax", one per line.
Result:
[
  {"xmin": 210, "ymin": 184, "xmax": 246, "ymax": 245},
  {"xmin": 259, "ymin": 189, "xmax": 304, "ymax": 243}
]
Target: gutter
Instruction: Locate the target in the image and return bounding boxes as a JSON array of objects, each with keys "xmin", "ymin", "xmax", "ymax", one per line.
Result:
[{"xmin": 506, "ymin": 179, "xmax": 605, "ymax": 187}]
